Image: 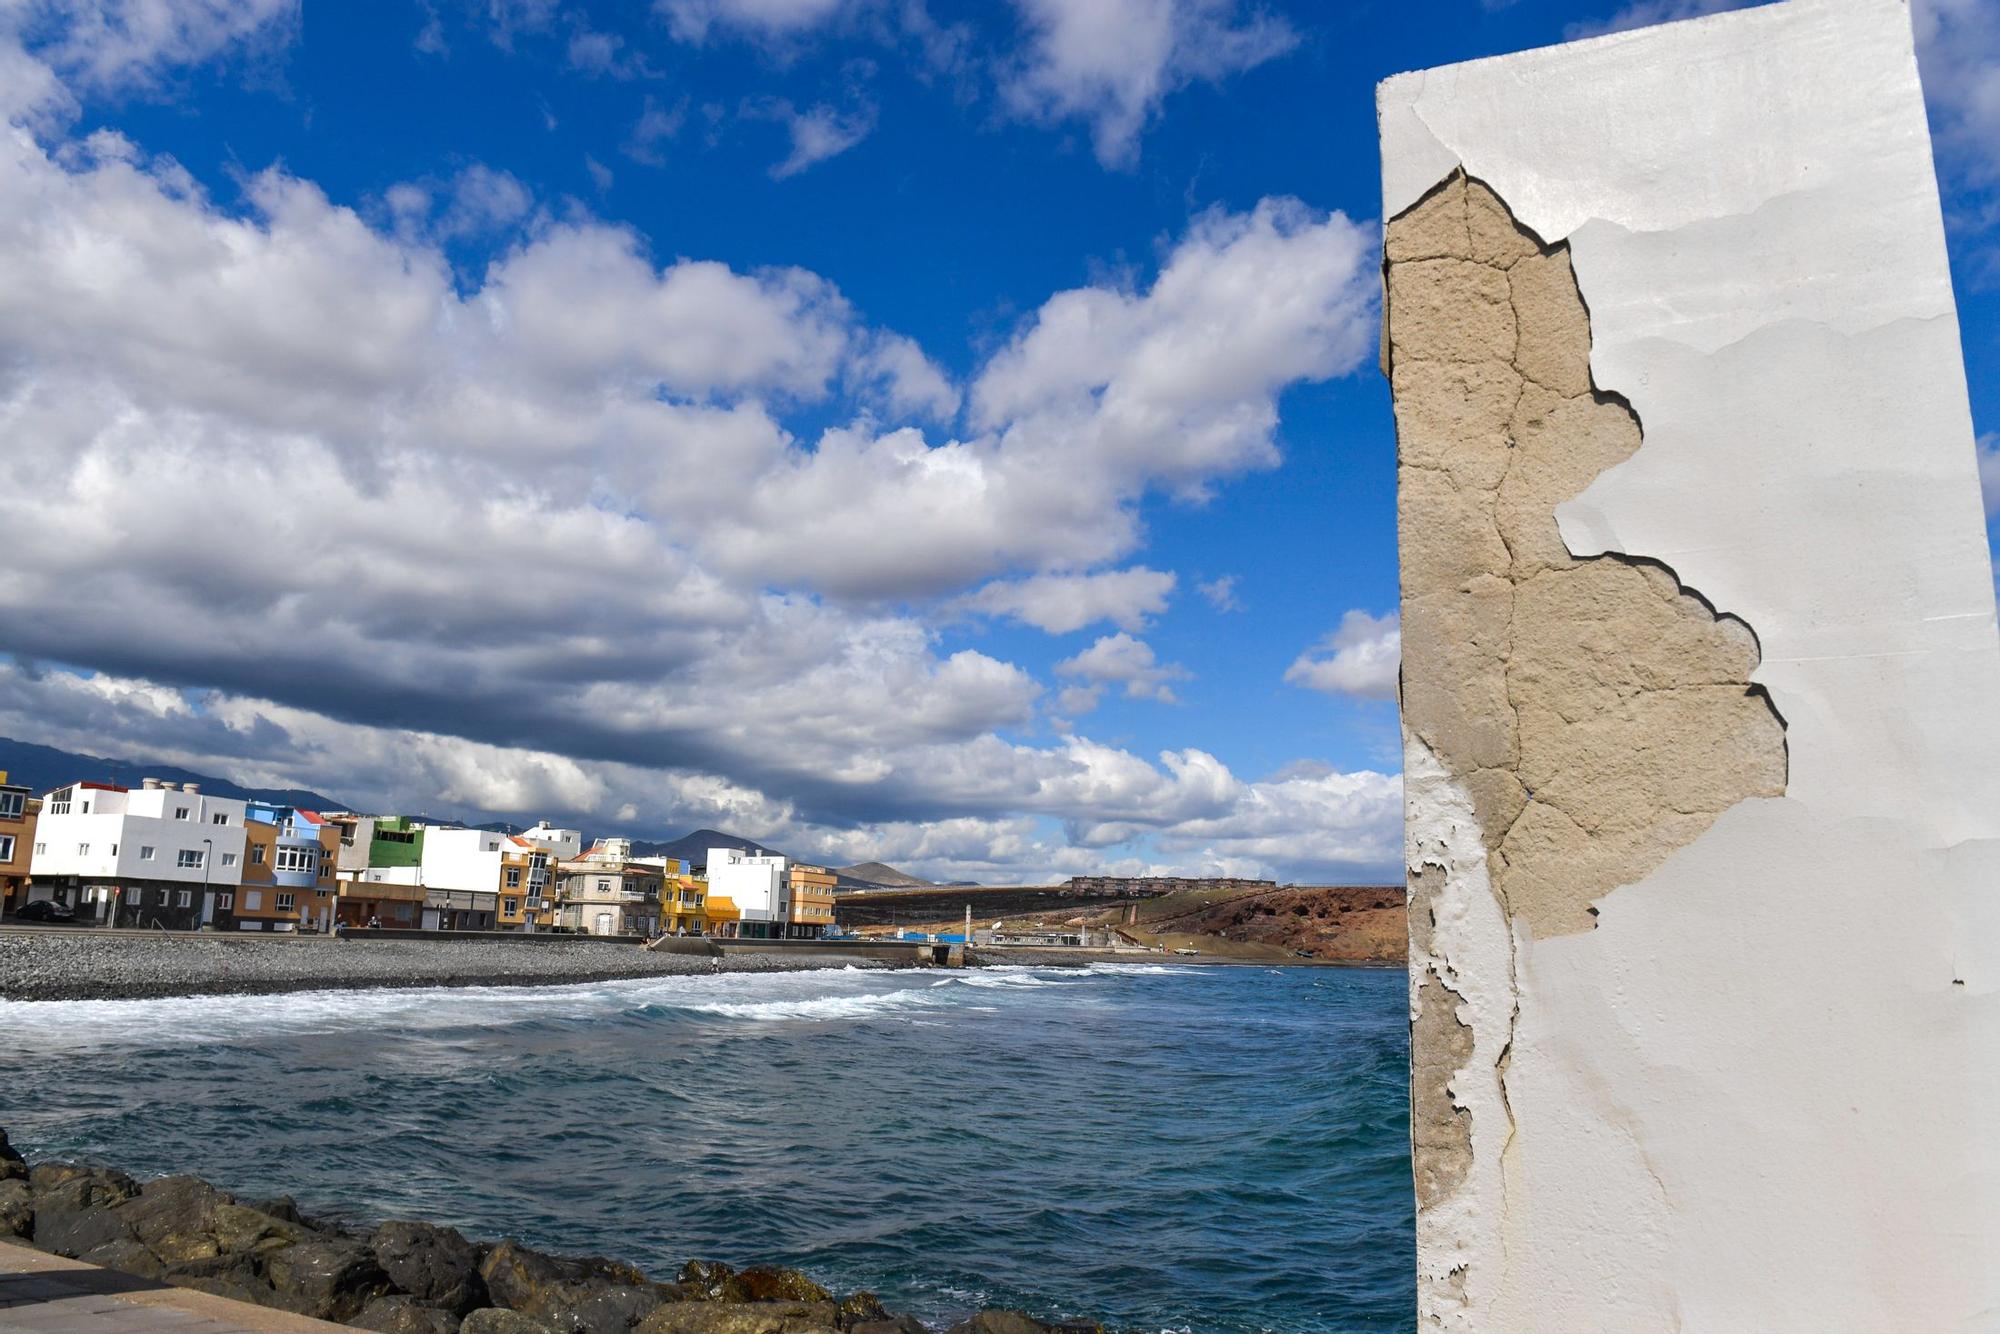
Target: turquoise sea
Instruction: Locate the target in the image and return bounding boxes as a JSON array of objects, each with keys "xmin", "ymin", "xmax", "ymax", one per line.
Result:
[{"xmin": 1, "ymin": 963, "xmax": 1414, "ymax": 1332}]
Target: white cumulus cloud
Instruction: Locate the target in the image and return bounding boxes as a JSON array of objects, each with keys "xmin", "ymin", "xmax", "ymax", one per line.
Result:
[{"xmin": 1285, "ymin": 611, "xmax": 1400, "ymax": 701}]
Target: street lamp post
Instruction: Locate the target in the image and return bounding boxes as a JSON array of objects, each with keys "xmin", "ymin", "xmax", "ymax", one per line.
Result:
[{"xmin": 201, "ymin": 837, "xmax": 213, "ymax": 931}]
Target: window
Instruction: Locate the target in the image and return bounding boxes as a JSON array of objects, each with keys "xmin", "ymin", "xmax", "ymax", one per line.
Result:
[
  {"xmin": 175, "ymin": 806, "xmax": 190, "ymax": 820},
  {"xmin": 274, "ymin": 847, "xmax": 317, "ymax": 875},
  {"xmin": 80, "ymin": 802, "xmax": 90, "ymax": 814},
  {"xmin": 33, "ymin": 842, "xmax": 45, "ymax": 856},
  {"xmin": 597, "ymin": 877, "xmax": 612, "ymax": 892},
  {"xmin": 139, "ymin": 846, "xmax": 155, "ymax": 860},
  {"xmin": 0, "ymin": 836, "xmax": 12, "ymax": 862},
  {"xmin": 212, "ymin": 813, "xmax": 228, "ymax": 825},
  {"xmin": 505, "ymin": 868, "xmax": 522, "ymax": 887},
  {"xmin": 218, "ymin": 892, "xmax": 234, "ymax": 910},
  {"xmin": 124, "ymin": 886, "xmax": 140, "ymax": 904},
  {"xmin": 244, "ymin": 890, "xmax": 262, "ymax": 911},
  {"xmin": 503, "ymin": 897, "xmax": 519, "ymax": 916},
  {"xmin": 176, "ymin": 890, "xmax": 192, "ymax": 908},
  {"xmin": 157, "ymin": 888, "xmax": 171, "ymax": 906},
  {"xmin": 77, "ymin": 843, "xmax": 89, "ymax": 856},
  {"xmin": 0, "ymin": 792, "xmax": 22, "ymax": 818},
  {"xmin": 109, "ymin": 844, "xmax": 118, "ymax": 857},
  {"xmin": 250, "ymin": 845, "xmax": 266, "ymax": 865},
  {"xmin": 275, "ymin": 893, "xmax": 295, "ymax": 910},
  {"xmin": 176, "ymin": 849, "xmax": 205, "ymax": 869},
  {"xmin": 221, "ymin": 853, "xmax": 237, "ymax": 868}
]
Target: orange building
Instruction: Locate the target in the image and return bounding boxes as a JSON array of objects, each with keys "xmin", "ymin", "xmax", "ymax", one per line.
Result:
[
  {"xmin": 496, "ymin": 838, "xmax": 556, "ymax": 931},
  {"xmin": 232, "ymin": 806, "xmax": 340, "ymax": 931},
  {"xmin": 788, "ymin": 863, "xmax": 837, "ymax": 939},
  {"xmin": 0, "ymin": 772, "xmax": 37, "ymax": 917}
]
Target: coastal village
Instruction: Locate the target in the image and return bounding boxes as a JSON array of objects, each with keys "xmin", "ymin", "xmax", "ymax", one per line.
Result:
[
  {"xmin": 0, "ymin": 766, "xmax": 1403, "ymax": 962},
  {"xmin": 0, "ymin": 769, "xmax": 835, "ymax": 940}
]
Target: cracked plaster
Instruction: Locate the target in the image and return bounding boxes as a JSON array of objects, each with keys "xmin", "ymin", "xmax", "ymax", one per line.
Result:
[{"xmin": 1382, "ymin": 1, "xmax": 2000, "ymax": 1328}]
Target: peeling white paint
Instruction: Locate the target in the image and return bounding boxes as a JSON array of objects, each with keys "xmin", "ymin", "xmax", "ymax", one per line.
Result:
[
  {"xmin": 1402, "ymin": 732, "xmax": 1518, "ymax": 1329},
  {"xmin": 1382, "ymin": 0, "xmax": 2000, "ymax": 1326}
]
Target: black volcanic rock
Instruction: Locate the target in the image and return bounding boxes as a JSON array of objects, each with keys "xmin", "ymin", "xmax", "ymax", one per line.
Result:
[{"xmin": 371, "ymin": 1219, "xmax": 488, "ymax": 1314}]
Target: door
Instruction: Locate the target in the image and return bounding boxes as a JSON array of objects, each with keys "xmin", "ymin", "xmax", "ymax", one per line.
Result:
[{"xmin": 595, "ymin": 912, "xmax": 613, "ymax": 936}]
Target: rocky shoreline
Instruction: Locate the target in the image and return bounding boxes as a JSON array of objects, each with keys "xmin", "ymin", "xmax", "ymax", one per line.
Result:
[
  {"xmin": 0, "ymin": 1128, "xmax": 1099, "ymax": 1333},
  {"xmin": 0, "ymin": 933, "xmax": 899, "ymax": 1003}
]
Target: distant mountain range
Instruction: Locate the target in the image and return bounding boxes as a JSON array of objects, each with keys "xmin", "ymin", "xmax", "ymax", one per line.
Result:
[
  {"xmin": 838, "ymin": 860, "xmax": 933, "ymax": 888},
  {"xmin": 0, "ymin": 738, "xmax": 946, "ymax": 886},
  {"xmin": 0, "ymin": 737, "xmax": 347, "ymax": 812}
]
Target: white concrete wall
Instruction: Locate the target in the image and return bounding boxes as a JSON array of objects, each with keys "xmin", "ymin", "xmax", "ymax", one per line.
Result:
[
  {"xmin": 1382, "ymin": 0, "xmax": 2000, "ymax": 1326},
  {"xmin": 31, "ymin": 785, "xmax": 247, "ymax": 885},
  {"xmin": 419, "ymin": 827, "xmax": 505, "ymax": 894},
  {"xmin": 519, "ymin": 823, "xmax": 582, "ymax": 859},
  {"xmin": 705, "ymin": 847, "xmax": 788, "ymax": 922}
]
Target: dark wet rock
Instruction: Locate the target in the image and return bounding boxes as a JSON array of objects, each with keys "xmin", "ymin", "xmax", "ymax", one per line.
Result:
[
  {"xmin": 678, "ymin": 1259, "xmax": 737, "ymax": 1301},
  {"xmin": 74, "ymin": 1236, "xmax": 164, "ymax": 1278},
  {"xmin": 0, "ymin": 1178, "xmax": 32, "ymax": 1238},
  {"xmin": 29, "ymin": 1162, "xmax": 140, "ymax": 1257},
  {"xmin": 837, "ymin": 1292, "xmax": 889, "ymax": 1323},
  {"xmin": 354, "ymin": 1294, "xmax": 467, "ymax": 1334},
  {"xmin": 0, "ymin": 1129, "xmax": 985, "ymax": 1334},
  {"xmin": 250, "ymin": 1194, "xmax": 318, "ymax": 1228},
  {"xmin": 729, "ymin": 1267, "xmax": 830, "ymax": 1304},
  {"xmin": 462, "ymin": 1310, "xmax": 563, "ymax": 1334},
  {"xmin": 637, "ymin": 1301, "xmax": 841, "ymax": 1333},
  {"xmin": 945, "ymin": 1311, "xmax": 1104, "ymax": 1334},
  {"xmin": 262, "ymin": 1236, "xmax": 395, "ymax": 1322},
  {"xmin": 109, "ymin": 1172, "xmax": 310, "ymax": 1274},
  {"xmin": 0, "ymin": 1127, "xmax": 25, "ymax": 1182},
  {"xmin": 372, "ymin": 1218, "xmax": 488, "ymax": 1314},
  {"xmin": 480, "ymin": 1238, "xmax": 672, "ymax": 1332},
  {"xmin": 159, "ymin": 1250, "xmax": 274, "ymax": 1308}
]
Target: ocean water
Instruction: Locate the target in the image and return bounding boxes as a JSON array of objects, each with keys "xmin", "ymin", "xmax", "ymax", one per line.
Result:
[{"xmin": 0, "ymin": 963, "xmax": 1414, "ymax": 1332}]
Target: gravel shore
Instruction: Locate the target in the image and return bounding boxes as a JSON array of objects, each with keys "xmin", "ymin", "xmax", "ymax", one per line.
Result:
[{"xmin": 0, "ymin": 932, "xmax": 890, "ymax": 1003}]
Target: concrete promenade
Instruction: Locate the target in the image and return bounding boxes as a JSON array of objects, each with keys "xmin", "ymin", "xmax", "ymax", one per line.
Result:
[{"xmin": 0, "ymin": 1241, "xmax": 343, "ymax": 1332}]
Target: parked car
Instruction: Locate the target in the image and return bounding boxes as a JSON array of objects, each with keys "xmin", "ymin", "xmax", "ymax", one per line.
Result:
[{"xmin": 13, "ymin": 900, "xmax": 77, "ymax": 923}]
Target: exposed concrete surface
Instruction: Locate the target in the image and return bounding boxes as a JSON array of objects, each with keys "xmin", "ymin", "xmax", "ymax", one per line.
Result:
[
  {"xmin": 0, "ymin": 1239, "xmax": 346, "ymax": 1331},
  {"xmin": 1383, "ymin": 0, "xmax": 2000, "ymax": 1328},
  {"xmin": 1391, "ymin": 172, "xmax": 1786, "ymax": 941}
]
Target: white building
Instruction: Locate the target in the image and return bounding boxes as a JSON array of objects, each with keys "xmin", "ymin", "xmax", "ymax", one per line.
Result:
[
  {"xmin": 517, "ymin": 820, "xmax": 582, "ymax": 860},
  {"xmin": 27, "ymin": 778, "xmax": 249, "ymax": 928},
  {"xmin": 416, "ymin": 826, "xmax": 511, "ymax": 930},
  {"xmin": 704, "ymin": 847, "xmax": 789, "ymax": 939}
]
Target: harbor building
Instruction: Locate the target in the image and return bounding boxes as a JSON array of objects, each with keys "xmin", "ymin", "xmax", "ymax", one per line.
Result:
[
  {"xmin": 25, "ymin": 778, "xmax": 248, "ymax": 929},
  {"xmin": 497, "ymin": 836, "xmax": 556, "ymax": 931},
  {"xmin": 704, "ymin": 847, "xmax": 791, "ymax": 939},
  {"xmin": 788, "ymin": 863, "xmax": 836, "ymax": 939},
  {"xmin": 516, "ymin": 820, "xmax": 582, "ymax": 861},
  {"xmin": 652, "ymin": 868, "xmax": 709, "ymax": 935},
  {"xmin": 416, "ymin": 826, "xmax": 517, "ymax": 930},
  {"xmin": 233, "ymin": 804, "xmax": 340, "ymax": 931},
  {"xmin": 0, "ymin": 771, "xmax": 37, "ymax": 917},
  {"xmin": 554, "ymin": 839, "xmax": 665, "ymax": 936}
]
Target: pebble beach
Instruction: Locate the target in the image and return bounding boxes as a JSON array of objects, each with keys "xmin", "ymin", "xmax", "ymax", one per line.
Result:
[{"xmin": 0, "ymin": 931, "xmax": 886, "ymax": 1003}]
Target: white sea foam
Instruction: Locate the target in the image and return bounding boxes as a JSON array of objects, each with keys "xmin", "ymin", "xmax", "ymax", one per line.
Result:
[{"xmin": 0, "ymin": 964, "xmax": 1127, "ymax": 1050}]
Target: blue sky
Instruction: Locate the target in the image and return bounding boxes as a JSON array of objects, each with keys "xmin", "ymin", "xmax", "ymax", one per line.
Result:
[{"xmin": 0, "ymin": 0, "xmax": 1993, "ymax": 883}]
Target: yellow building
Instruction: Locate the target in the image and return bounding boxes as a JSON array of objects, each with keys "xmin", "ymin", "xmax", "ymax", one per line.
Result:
[
  {"xmin": 788, "ymin": 863, "xmax": 837, "ymax": 939},
  {"xmin": 662, "ymin": 873, "xmax": 709, "ymax": 935},
  {"xmin": 496, "ymin": 839, "xmax": 556, "ymax": 931},
  {"xmin": 0, "ymin": 772, "xmax": 37, "ymax": 917},
  {"xmin": 234, "ymin": 807, "xmax": 340, "ymax": 931},
  {"xmin": 702, "ymin": 887, "xmax": 740, "ymax": 937}
]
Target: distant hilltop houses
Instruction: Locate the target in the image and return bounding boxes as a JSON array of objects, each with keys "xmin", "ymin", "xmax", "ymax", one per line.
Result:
[{"xmin": 0, "ymin": 771, "xmax": 835, "ymax": 940}]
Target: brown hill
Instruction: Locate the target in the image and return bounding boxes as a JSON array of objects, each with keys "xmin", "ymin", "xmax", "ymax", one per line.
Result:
[
  {"xmin": 837, "ymin": 861, "xmax": 933, "ymax": 888},
  {"xmin": 1111, "ymin": 884, "xmax": 1404, "ymax": 962}
]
